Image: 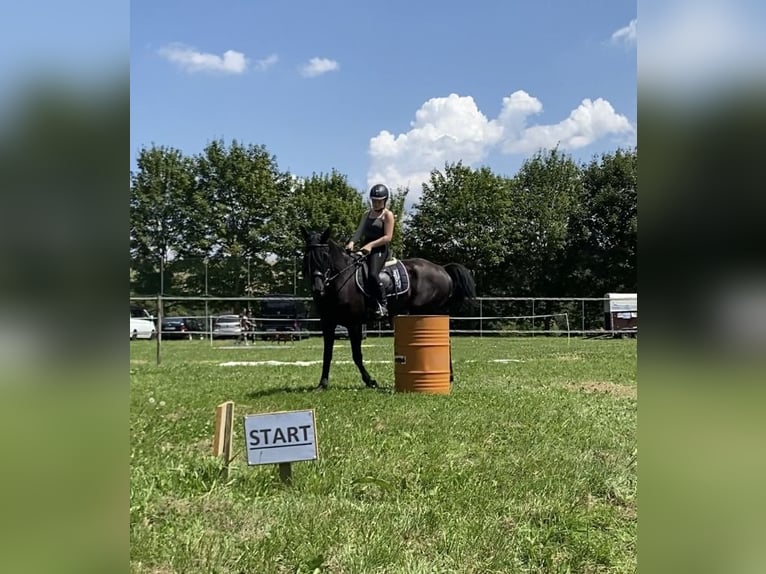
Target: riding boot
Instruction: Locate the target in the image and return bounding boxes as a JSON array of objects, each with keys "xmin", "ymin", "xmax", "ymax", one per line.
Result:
[{"xmin": 374, "ymin": 281, "xmax": 388, "ymax": 318}]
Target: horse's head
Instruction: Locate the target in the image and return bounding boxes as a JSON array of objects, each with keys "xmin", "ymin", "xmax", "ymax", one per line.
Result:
[{"xmin": 301, "ymin": 227, "xmax": 332, "ymax": 297}]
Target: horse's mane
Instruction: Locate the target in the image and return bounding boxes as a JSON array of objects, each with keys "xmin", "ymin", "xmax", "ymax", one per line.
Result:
[
  {"xmin": 327, "ymin": 238, "xmax": 343, "ymax": 253},
  {"xmin": 326, "ymin": 238, "xmax": 352, "ymax": 267},
  {"xmin": 303, "ymin": 233, "xmax": 350, "ymax": 278}
]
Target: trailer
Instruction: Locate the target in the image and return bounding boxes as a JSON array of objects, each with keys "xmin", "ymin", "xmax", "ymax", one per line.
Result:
[{"xmin": 604, "ymin": 293, "xmax": 637, "ymax": 337}]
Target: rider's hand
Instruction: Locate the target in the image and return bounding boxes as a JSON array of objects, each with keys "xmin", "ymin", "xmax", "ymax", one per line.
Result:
[
  {"xmin": 360, "ymin": 246, "xmax": 371, "ymax": 255},
  {"xmin": 344, "ymin": 242, "xmax": 354, "ymax": 253}
]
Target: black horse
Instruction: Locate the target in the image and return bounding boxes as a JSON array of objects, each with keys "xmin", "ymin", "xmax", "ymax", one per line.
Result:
[{"xmin": 301, "ymin": 227, "xmax": 476, "ymax": 390}]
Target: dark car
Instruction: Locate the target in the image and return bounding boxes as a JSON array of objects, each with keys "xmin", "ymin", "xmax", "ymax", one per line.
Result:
[
  {"xmin": 334, "ymin": 325, "xmax": 367, "ymax": 340},
  {"xmin": 161, "ymin": 316, "xmax": 204, "ymax": 340},
  {"xmin": 258, "ymin": 297, "xmax": 309, "ymax": 341}
]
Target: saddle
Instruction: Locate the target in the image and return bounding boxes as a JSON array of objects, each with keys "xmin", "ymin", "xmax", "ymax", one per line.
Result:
[{"xmin": 355, "ymin": 258, "xmax": 410, "ymax": 299}]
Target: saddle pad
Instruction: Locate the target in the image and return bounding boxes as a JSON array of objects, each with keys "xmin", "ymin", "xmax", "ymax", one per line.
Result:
[{"xmin": 355, "ymin": 260, "xmax": 410, "ymax": 297}]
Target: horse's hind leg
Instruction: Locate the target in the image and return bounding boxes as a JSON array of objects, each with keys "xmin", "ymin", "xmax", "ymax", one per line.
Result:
[{"xmin": 349, "ymin": 324, "xmax": 377, "ymax": 388}]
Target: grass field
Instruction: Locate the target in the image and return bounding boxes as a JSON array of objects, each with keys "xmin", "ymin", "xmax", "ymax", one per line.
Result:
[{"xmin": 130, "ymin": 336, "xmax": 636, "ymax": 573}]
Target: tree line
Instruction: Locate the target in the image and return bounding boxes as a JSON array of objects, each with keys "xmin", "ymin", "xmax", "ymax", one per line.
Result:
[{"xmin": 130, "ymin": 139, "xmax": 636, "ymax": 300}]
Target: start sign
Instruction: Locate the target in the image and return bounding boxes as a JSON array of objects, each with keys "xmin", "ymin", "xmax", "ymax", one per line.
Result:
[{"xmin": 243, "ymin": 409, "xmax": 318, "ymax": 465}]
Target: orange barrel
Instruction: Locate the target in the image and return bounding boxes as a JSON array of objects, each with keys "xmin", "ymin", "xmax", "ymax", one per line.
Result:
[{"xmin": 394, "ymin": 315, "xmax": 451, "ymax": 394}]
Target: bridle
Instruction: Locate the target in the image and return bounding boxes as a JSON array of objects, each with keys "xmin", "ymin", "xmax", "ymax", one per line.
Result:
[{"xmin": 307, "ymin": 243, "xmax": 366, "ymax": 290}]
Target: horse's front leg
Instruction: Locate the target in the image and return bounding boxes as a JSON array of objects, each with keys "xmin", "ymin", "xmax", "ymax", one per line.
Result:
[
  {"xmin": 317, "ymin": 322, "xmax": 336, "ymax": 390},
  {"xmin": 349, "ymin": 323, "xmax": 377, "ymax": 388}
]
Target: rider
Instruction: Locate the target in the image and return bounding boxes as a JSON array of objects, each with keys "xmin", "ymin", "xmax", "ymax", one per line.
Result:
[{"xmin": 345, "ymin": 184, "xmax": 396, "ymax": 319}]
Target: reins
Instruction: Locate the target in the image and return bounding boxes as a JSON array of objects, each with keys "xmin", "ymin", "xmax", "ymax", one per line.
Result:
[{"xmin": 325, "ymin": 254, "xmax": 366, "ymax": 283}]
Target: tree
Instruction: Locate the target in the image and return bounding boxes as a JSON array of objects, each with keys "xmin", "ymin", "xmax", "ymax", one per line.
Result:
[
  {"xmin": 404, "ymin": 162, "xmax": 514, "ymax": 294},
  {"xmin": 130, "ymin": 145, "xmax": 196, "ymax": 295},
  {"xmin": 291, "ymin": 170, "xmax": 367, "ymax": 241},
  {"xmin": 509, "ymin": 148, "xmax": 583, "ymax": 296},
  {"xmin": 278, "ymin": 170, "xmax": 367, "ymax": 293},
  {"xmin": 194, "ymin": 139, "xmax": 293, "ymax": 295},
  {"xmin": 129, "ymin": 134, "xmax": 637, "ymax": 300},
  {"xmin": 386, "ymin": 186, "xmax": 408, "ymax": 259},
  {"xmin": 566, "ymin": 148, "xmax": 637, "ymax": 297}
]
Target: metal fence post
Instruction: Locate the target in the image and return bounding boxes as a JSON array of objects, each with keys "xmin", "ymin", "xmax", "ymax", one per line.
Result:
[
  {"xmin": 479, "ymin": 298, "xmax": 483, "ymax": 337},
  {"xmin": 156, "ymin": 295, "xmax": 162, "ymax": 366}
]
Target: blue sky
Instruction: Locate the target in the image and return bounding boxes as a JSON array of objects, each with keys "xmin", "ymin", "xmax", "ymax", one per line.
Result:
[{"xmin": 131, "ymin": 0, "xmax": 636, "ymax": 207}]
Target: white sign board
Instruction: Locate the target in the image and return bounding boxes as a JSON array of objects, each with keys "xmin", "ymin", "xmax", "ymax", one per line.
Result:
[{"xmin": 243, "ymin": 410, "xmax": 318, "ymax": 465}]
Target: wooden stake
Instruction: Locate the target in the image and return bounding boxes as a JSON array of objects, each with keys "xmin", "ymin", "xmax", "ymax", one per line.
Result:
[{"xmin": 213, "ymin": 401, "xmax": 235, "ymax": 479}]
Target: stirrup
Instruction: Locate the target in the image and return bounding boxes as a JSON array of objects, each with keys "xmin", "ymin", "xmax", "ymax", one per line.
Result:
[{"xmin": 374, "ymin": 302, "xmax": 388, "ymax": 318}]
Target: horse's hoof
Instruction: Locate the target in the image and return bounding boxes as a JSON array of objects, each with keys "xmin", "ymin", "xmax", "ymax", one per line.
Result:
[
  {"xmin": 365, "ymin": 380, "xmax": 378, "ymax": 389},
  {"xmin": 315, "ymin": 383, "xmax": 328, "ymax": 391}
]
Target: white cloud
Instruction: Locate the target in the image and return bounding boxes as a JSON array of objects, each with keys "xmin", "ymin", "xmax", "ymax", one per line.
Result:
[
  {"xmin": 367, "ymin": 93, "xmax": 502, "ymax": 198},
  {"xmin": 612, "ymin": 19, "xmax": 637, "ymax": 45},
  {"xmin": 158, "ymin": 44, "xmax": 247, "ymax": 74},
  {"xmin": 254, "ymin": 53, "xmax": 279, "ymax": 71},
  {"xmin": 367, "ymin": 91, "xmax": 634, "ymax": 204},
  {"xmin": 300, "ymin": 57, "xmax": 339, "ymax": 78},
  {"xmin": 500, "ymin": 96, "xmax": 634, "ymax": 154},
  {"xmin": 493, "ymin": 90, "xmax": 544, "ymax": 140}
]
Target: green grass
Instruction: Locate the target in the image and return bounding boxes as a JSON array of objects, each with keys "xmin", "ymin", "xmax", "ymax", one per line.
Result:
[{"xmin": 131, "ymin": 337, "xmax": 636, "ymax": 573}]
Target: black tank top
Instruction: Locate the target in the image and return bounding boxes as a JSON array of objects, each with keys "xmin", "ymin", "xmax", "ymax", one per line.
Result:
[
  {"xmin": 362, "ymin": 212, "xmax": 390, "ymax": 259},
  {"xmin": 362, "ymin": 212, "xmax": 385, "ymax": 242}
]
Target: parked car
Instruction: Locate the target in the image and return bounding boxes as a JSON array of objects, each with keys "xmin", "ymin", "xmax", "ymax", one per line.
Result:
[
  {"xmin": 130, "ymin": 317, "xmax": 156, "ymax": 340},
  {"xmin": 161, "ymin": 317, "xmax": 204, "ymax": 340},
  {"xmin": 334, "ymin": 325, "xmax": 348, "ymax": 339},
  {"xmin": 258, "ymin": 297, "xmax": 309, "ymax": 341},
  {"xmin": 130, "ymin": 304, "xmax": 155, "ymax": 321},
  {"xmin": 334, "ymin": 325, "xmax": 367, "ymax": 340},
  {"xmin": 212, "ymin": 315, "xmax": 242, "ymax": 339},
  {"xmin": 259, "ymin": 321, "xmax": 309, "ymax": 341}
]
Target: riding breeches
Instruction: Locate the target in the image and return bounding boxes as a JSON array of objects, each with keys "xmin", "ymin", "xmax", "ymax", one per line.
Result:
[{"xmin": 367, "ymin": 249, "xmax": 388, "ymax": 303}]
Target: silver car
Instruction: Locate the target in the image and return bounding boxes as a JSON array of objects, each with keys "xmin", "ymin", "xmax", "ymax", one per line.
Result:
[{"xmin": 213, "ymin": 315, "xmax": 243, "ymax": 339}]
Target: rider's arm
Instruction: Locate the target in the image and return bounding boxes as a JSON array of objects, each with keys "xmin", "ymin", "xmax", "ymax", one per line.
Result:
[{"xmin": 346, "ymin": 212, "xmax": 367, "ymax": 250}]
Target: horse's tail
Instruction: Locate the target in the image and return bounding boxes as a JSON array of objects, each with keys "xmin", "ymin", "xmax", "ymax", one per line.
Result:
[{"xmin": 444, "ymin": 263, "xmax": 477, "ymax": 312}]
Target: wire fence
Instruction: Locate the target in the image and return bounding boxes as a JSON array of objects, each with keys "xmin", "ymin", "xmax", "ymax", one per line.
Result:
[
  {"xmin": 130, "ymin": 295, "xmax": 637, "ymax": 364},
  {"xmin": 130, "ymin": 295, "xmax": 636, "ymax": 336}
]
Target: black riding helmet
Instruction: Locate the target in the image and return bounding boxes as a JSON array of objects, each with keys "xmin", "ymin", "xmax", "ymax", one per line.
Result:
[{"xmin": 369, "ymin": 183, "xmax": 389, "ymax": 202}]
